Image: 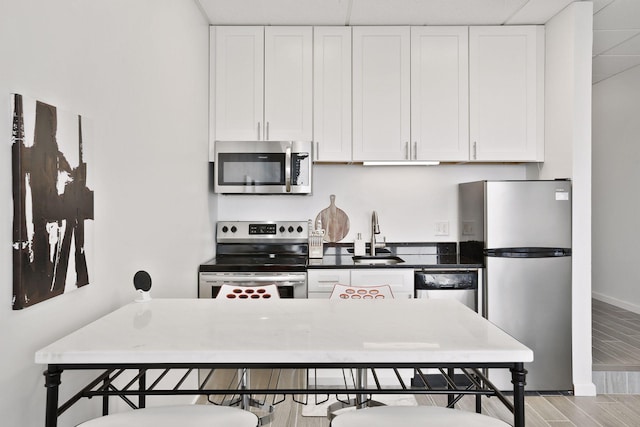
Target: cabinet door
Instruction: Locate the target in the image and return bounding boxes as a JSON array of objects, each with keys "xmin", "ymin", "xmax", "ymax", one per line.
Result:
[
  {"xmin": 469, "ymin": 26, "xmax": 544, "ymax": 162},
  {"xmin": 353, "ymin": 27, "xmax": 410, "ymax": 161},
  {"xmin": 350, "ymin": 269, "xmax": 414, "ymax": 299},
  {"xmin": 411, "ymin": 27, "xmax": 469, "ymax": 161},
  {"xmin": 264, "ymin": 27, "xmax": 313, "ymax": 141},
  {"xmin": 214, "ymin": 26, "xmax": 264, "ymax": 141},
  {"xmin": 307, "ymin": 269, "xmax": 350, "ymax": 298},
  {"xmin": 313, "ymin": 27, "xmax": 352, "ymax": 162}
]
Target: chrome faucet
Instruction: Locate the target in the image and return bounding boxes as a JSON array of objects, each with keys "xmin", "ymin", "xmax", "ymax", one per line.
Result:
[{"xmin": 370, "ymin": 211, "xmax": 383, "ymax": 256}]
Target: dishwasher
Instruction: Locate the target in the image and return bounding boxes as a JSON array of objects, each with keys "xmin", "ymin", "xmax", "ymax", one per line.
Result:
[
  {"xmin": 414, "ymin": 269, "xmax": 481, "ymax": 314},
  {"xmin": 413, "ymin": 268, "xmax": 482, "ymax": 389}
]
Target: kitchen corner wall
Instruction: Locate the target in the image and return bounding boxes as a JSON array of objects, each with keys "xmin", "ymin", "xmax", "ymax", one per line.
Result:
[
  {"xmin": 0, "ymin": 1, "xmax": 211, "ymax": 426},
  {"xmin": 543, "ymin": 1, "xmax": 594, "ymax": 397},
  {"xmin": 215, "ymin": 164, "xmax": 528, "ymax": 242},
  {"xmin": 593, "ymin": 66, "xmax": 640, "ymax": 314}
]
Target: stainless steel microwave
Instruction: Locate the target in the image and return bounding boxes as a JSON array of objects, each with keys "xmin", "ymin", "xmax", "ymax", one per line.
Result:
[{"xmin": 214, "ymin": 141, "xmax": 312, "ymax": 194}]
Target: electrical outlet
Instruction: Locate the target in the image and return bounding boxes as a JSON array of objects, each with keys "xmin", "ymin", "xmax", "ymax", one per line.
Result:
[
  {"xmin": 435, "ymin": 221, "xmax": 449, "ymax": 236},
  {"xmin": 462, "ymin": 221, "xmax": 475, "ymax": 236}
]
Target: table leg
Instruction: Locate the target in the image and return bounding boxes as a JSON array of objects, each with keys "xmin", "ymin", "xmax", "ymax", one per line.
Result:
[
  {"xmin": 102, "ymin": 377, "xmax": 109, "ymax": 416},
  {"xmin": 44, "ymin": 366, "xmax": 62, "ymax": 427},
  {"xmin": 511, "ymin": 363, "xmax": 527, "ymax": 427},
  {"xmin": 447, "ymin": 367, "xmax": 455, "ymax": 408},
  {"xmin": 139, "ymin": 369, "xmax": 146, "ymax": 409},
  {"xmin": 355, "ymin": 368, "xmax": 367, "ymax": 408}
]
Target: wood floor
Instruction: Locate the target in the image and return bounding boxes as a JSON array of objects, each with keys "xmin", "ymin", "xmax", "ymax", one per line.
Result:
[{"xmin": 592, "ymin": 299, "xmax": 640, "ymax": 371}]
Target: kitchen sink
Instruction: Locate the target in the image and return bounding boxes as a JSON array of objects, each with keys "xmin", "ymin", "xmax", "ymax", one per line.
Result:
[
  {"xmin": 347, "ymin": 247, "xmax": 391, "ymax": 255},
  {"xmin": 352, "ymin": 255, "xmax": 404, "ymax": 265}
]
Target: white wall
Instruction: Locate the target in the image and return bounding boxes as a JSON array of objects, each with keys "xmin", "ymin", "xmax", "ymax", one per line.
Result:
[
  {"xmin": 544, "ymin": 2, "xmax": 595, "ymax": 396},
  {"xmin": 592, "ymin": 65, "xmax": 640, "ymax": 314},
  {"xmin": 216, "ymin": 164, "xmax": 528, "ymax": 242},
  {"xmin": 0, "ymin": 1, "xmax": 211, "ymax": 426}
]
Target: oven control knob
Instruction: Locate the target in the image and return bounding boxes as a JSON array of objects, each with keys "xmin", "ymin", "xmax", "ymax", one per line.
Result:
[
  {"xmin": 230, "ymin": 226, "xmax": 237, "ymax": 233},
  {"xmin": 297, "ymin": 226, "xmax": 303, "ymax": 233},
  {"xmin": 279, "ymin": 226, "xmax": 285, "ymax": 233},
  {"xmin": 221, "ymin": 226, "xmax": 229, "ymax": 233},
  {"xmin": 288, "ymin": 226, "xmax": 294, "ymax": 233}
]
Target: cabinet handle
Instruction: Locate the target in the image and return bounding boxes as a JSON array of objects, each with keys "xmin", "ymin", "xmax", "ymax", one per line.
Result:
[
  {"xmin": 257, "ymin": 122, "xmax": 261, "ymax": 140},
  {"xmin": 473, "ymin": 141, "xmax": 477, "ymax": 160},
  {"xmin": 266, "ymin": 122, "xmax": 270, "ymax": 141},
  {"xmin": 413, "ymin": 141, "xmax": 418, "ymax": 160},
  {"xmin": 315, "ymin": 141, "xmax": 319, "ymax": 160},
  {"xmin": 285, "ymin": 145, "xmax": 292, "ymax": 193},
  {"xmin": 405, "ymin": 142, "xmax": 410, "ymax": 160}
]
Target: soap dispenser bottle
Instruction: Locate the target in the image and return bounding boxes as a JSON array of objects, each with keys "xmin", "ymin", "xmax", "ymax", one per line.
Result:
[{"xmin": 354, "ymin": 233, "xmax": 366, "ymax": 256}]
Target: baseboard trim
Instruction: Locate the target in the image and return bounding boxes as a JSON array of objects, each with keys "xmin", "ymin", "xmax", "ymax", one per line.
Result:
[
  {"xmin": 573, "ymin": 381, "xmax": 597, "ymax": 396},
  {"xmin": 592, "ymin": 292, "xmax": 640, "ymax": 315}
]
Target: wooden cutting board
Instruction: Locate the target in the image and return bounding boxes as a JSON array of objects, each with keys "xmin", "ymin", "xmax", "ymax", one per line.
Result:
[{"xmin": 315, "ymin": 195, "xmax": 350, "ymax": 242}]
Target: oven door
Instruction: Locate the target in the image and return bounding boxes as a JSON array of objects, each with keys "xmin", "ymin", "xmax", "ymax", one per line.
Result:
[
  {"xmin": 214, "ymin": 141, "xmax": 311, "ymax": 194},
  {"xmin": 199, "ymin": 272, "xmax": 307, "ymax": 299}
]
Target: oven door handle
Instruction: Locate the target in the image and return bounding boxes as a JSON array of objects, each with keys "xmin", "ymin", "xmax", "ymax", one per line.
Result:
[{"xmin": 205, "ymin": 275, "xmax": 305, "ymax": 284}]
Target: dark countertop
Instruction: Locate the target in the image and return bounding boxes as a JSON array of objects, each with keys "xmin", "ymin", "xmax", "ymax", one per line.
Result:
[
  {"xmin": 308, "ymin": 242, "xmax": 483, "ymax": 270},
  {"xmin": 199, "ymin": 242, "xmax": 484, "ymax": 272}
]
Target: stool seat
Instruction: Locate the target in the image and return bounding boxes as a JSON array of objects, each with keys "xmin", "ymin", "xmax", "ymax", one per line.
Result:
[
  {"xmin": 76, "ymin": 404, "xmax": 258, "ymax": 426},
  {"xmin": 331, "ymin": 406, "xmax": 510, "ymax": 427}
]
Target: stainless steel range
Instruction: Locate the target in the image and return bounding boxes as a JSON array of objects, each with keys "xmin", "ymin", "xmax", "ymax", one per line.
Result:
[{"xmin": 198, "ymin": 221, "xmax": 309, "ymax": 299}]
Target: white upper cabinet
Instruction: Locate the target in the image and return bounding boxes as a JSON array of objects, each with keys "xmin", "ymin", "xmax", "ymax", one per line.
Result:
[
  {"xmin": 313, "ymin": 27, "xmax": 352, "ymax": 162},
  {"xmin": 264, "ymin": 27, "xmax": 313, "ymax": 141},
  {"xmin": 469, "ymin": 26, "xmax": 544, "ymax": 162},
  {"xmin": 352, "ymin": 27, "xmax": 411, "ymax": 161},
  {"xmin": 213, "ymin": 26, "xmax": 312, "ymax": 142},
  {"xmin": 214, "ymin": 26, "xmax": 264, "ymax": 141},
  {"xmin": 411, "ymin": 27, "xmax": 469, "ymax": 162},
  {"xmin": 211, "ymin": 25, "xmax": 545, "ymax": 163}
]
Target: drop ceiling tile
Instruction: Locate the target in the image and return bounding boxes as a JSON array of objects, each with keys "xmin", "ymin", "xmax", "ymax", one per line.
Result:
[
  {"xmin": 196, "ymin": 0, "xmax": 265, "ymax": 24},
  {"xmin": 593, "ymin": 0, "xmax": 640, "ymax": 30},
  {"xmin": 348, "ymin": 0, "xmax": 528, "ymax": 26},
  {"xmin": 507, "ymin": 0, "xmax": 575, "ymax": 25},
  {"xmin": 592, "ymin": 54, "xmax": 640, "ymax": 83},
  {"xmin": 604, "ymin": 31, "xmax": 640, "ymax": 54},
  {"xmin": 197, "ymin": 0, "xmax": 351, "ymax": 25},
  {"xmin": 593, "ymin": 29, "xmax": 640, "ymax": 55},
  {"xmin": 592, "ymin": 0, "xmax": 616, "ymax": 14},
  {"xmin": 197, "ymin": 0, "xmax": 586, "ymax": 26}
]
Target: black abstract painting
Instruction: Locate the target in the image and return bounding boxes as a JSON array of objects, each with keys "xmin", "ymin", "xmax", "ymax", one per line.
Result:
[{"xmin": 11, "ymin": 94, "xmax": 94, "ymax": 309}]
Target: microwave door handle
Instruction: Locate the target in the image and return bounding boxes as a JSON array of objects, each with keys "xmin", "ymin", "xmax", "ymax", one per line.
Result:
[{"xmin": 285, "ymin": 145, "xmax": 292, "ymax": 192}]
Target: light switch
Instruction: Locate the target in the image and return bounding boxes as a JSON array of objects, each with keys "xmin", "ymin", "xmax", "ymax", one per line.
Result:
[{"xmin": 435, "ymin": 221, "xmax": 449, "ymax": 236}]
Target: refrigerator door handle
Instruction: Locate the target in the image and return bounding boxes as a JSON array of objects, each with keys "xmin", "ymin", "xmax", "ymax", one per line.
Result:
[{"xmin": 485, "ymin": 247, "xmax": 572, "ymax": 258}]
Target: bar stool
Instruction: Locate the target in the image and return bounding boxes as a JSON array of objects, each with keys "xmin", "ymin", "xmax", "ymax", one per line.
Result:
[
  {"xmin": 214, "ymin": 284, "xmax": 279, "ymax": 424},
  {"xmin": 327, "ymin": 284, "xmax": 394, "ymax": 420},
  {"xmin": 331, "ymin": 406, "xmax": 510, "ymax": 427},
  {"xmin": 329, "ymin": 284, "xmax": 394, "ymax": 300},
  {"xmin": 76, "ymin": 404, "xmax": 258, "ymax": 426},
  {"xmin": 218, "ymin": 284, "xmax": 279, "ymax": 299}
]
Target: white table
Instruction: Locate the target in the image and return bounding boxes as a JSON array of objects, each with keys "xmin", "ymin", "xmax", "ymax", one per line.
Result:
[{"xmin": 36, "ymin": 299, "xmax": 533, "ymax": 426}]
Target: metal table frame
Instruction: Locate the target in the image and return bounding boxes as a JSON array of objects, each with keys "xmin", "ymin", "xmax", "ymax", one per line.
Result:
[{"xmin": 43, "ymin": 361, "xmax": 527, "ymax": 427}]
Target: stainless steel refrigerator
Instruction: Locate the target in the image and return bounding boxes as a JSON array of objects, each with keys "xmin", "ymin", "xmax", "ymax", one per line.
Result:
[{"xmin": 459, "ymin": 180, "xmax": 572, "ymax": 391}]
